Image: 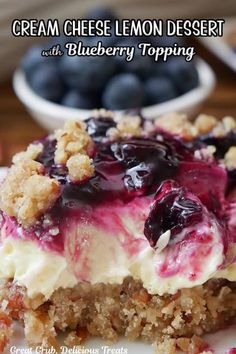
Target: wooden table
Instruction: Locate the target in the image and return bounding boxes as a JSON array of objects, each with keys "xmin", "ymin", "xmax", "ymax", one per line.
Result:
[{"xmin": 0, "ymin": 43, "xmax": 236, "ymax": 166}]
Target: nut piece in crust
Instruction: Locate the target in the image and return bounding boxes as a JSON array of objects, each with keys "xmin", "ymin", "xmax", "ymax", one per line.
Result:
[
  {"xmin": 0, "ymin": 310, "xmax": 13, "ymax": 352},
  {"xmin": 155, "ymin": 112, "xmax": 198, "ymax": 140},
  {"xmin": 224, "ymin": 146, "xmax": 236, "ymax": 170},
  {"xmin": 66, "ymin": 154, "xmax": 94, "ymax": 182},
  {"xmin": 55, "ymin": 121, "xmax": 93, "ymax": 165},
  {"xmin": 195, "ymin": 114, "xmax": 217, "ymax": 135},
  {"xmin": 12, "ymin": 143, "xmax": 43, "ymax": 164},
  {"xmin": 0, "ymin": 160, "xmax": 60, "ymax": 227}
]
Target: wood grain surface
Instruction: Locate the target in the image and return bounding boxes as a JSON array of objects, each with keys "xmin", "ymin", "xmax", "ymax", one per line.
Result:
[{"xmin": 0, "ymin": 42, "xmax": 236, "ymax": 166}]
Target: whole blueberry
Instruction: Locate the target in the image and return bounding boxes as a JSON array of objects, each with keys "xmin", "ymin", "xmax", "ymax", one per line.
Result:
[
  {"xmin": 28, "ymin": 64, "xmax": 64, "ymax": 102},
  {"xmin": 115, "ymin": 38, "xmax": 153, "ymax": 79},
  {"xmin": 61, "ymin": 90, "xmax": 96, "ymax": 109},
  {"xmin": 124, "ymin": 51, "xmax": 153, "ymax": 79},
  {"xmin": 151, "ymin": 60, "xmax": 171, "ymax": 76},
  {"xmin": 102, "ymin": 73, "xmax": 144, "ymax": 110},
  {"xmin": 162, "ymin": 57, "xmax": 199, "ymax": 94},
  {"xmin": 144, "ymin": 76, "xmax": 178, "ymax": 105},
  {"xmin": 85, "ymin": 6, "xmax": 117, "ymax": 21},
  {"xmin": 21, "ymin": 45, "xmax": 57, "ymax": 80},
  {"xmin": 59, "ymin": 55, "xmax": 117, "ymax": 93},
  {"xmin": 115, "ymin": 37, "xmax": 152, "ymax": 78}
]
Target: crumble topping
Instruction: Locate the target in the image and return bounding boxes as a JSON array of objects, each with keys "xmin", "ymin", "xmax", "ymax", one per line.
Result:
[
  {"xmin": 54, "ymin": 121, "xmax": 95, "ymax": 182},
  {"xmin": 66, "ymin": 154, "xmax": 94, "ymax": 182},
  {"xmin": 1, "ymin": 112, "xmax": 236, "ymax": 227},
  {"xmin": 0, "ymin": 160, "xmax": 60, "ymax": 227},
  {"xmin": 54, "ymin": 121, "xmax": 94, "ymax": 165},
  {"xmin": 194, "ymin": 145, "xmax": 216, "ymax": 163},
  {"xmin": 155, "ymin": 113, "xmax": 236, "ymax": 141},
  {"xmin": 224, "ymin": 147, "xmax": 236, "ymax": 170},
  {"xmin": 92, "ymin": 108, "xmax": 114, "ymax": 119},
  {"xmin": 107, "ymin": 115, "xmax": 142, "ymax": 139},
  {"xmin": 195, "ymin": 114, "xmax": 217, "ymax": 134},
  {"xmin": 12, "ymin": 143, "xmax": 43, "ymax": 164},
  {"xmin": 194, "ymin": 115, "xmax": 236, "ymax": 138},
  {"xmin": 212, "ymin": 116, "xmax": 236, "ymax": 137},
  {"xmin": 155, "ymin": 113, "xmax": 198, "ymax": 140}
]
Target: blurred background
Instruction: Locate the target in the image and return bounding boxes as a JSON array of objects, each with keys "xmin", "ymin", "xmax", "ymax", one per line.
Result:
[{"xmin": 0, "ymin": 0, "xmax": 236, "ymax": 166}]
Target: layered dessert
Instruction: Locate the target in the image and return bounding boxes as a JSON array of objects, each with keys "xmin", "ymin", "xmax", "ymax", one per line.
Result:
[{"xmin": 0, "ymin": 111, "xmax": 236, "ymax": 353}]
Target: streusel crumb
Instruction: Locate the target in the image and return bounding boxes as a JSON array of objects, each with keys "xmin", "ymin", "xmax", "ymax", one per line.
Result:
[
  {"xmin": 0, "ymin": 160, "xmax": 60, "ymax": 227},
  {"xmin": 212, "ymin": 116, "xmax": 236, "ymax": 137},
  {"xmin": 117, "ymin": 115, "xmax": 142, "ymax": 137},
  {"xmin": 12, "ymin": 143, "xmax": 43, "ymax": 164},
  {"xmin": 224, "ymin": 146, "xmax": 236, "ymax": 170},
  {"xmin": 195, "ymin": 114, "xmax": 217, "ymax": 134},
  {"xmin": 107, "ymin": 115, "xmax": 142, "ymax": 139},
  {"xmin": 66, "ymin": 154, "xmax": 94, "ymax": 182},
  {"xmin": 92, "ymin": 109, "xmax": 114, "ymax": 119},
  {"xmin": 55, "ymin": 121, "xmax": 93, "ymax": 165},
  {"xmin": 194, "ymin": 145, "xmax": 216, "ymax": 163},
  {"xmin": 155, "ymin": 113, "xmax": 198, "ymax": 140}
]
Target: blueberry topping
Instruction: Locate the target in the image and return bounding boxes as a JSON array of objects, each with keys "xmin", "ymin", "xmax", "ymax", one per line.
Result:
[
  {"xmin": 28, "ymin": 119, "xmax": 233, "ymax": 250},
  {"xmin": 36, "ymin": 138, "xmax": 56, "ymax": 168},
  {"xmin": 144, "ymin": 180, "xmax": 203, "ymax": 248},
  {"xmin": 111, "ymin": 138, "xmax": 178, "ymax": 192},
  {"xmin": 198, "ymin": 131, "xmax": 236, "ymax": 158},
  {"xmin": 85, "ymin": 116, "xmax": 116, "ymax": 142}
]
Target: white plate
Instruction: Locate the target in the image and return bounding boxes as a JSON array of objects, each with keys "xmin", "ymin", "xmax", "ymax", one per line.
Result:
[
  {"xmin": 13, "ymin": 58, "xmax": 216, "ymax": 132},
  {"xmin": 3, "ymin": 320, "xmax": 236, "ymax": 354},
  {"xmin": 0, "ymin": 167, "xmax": 236, "ymax": 353},
  {"xmin": 199, "ymin": 17, "xmax": 236, "ymax": 72}
]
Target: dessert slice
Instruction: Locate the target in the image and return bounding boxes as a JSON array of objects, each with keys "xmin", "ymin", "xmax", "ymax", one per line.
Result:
[{"xmin": 0, "ymin": 111, "xmax": 236, "ymax": 353}]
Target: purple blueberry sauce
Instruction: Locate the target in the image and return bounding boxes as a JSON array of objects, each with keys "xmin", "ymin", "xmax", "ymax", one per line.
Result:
[
  {"xmin": 199, "ymin": 131, "xmax": 236, "ymax": 158},
  {"xmin": 144, "ymin": 180, "xmax": 203, "ymax": 248},
  {"xmin": 4, "ymin": 117, "xmax": 234, "ymax": 250}
]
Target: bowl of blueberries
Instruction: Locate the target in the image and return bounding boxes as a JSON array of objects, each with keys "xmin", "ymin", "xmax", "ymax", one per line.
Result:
[{"xmin": 13, "ymin": 7, "xmax": 216, "ymax": 131}]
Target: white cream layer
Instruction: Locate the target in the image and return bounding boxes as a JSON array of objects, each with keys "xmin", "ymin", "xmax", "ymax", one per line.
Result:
[
  {"xmin": 0, "ymin": 217, "xmax": 229, "ymax": 299},
  {"xmin": 0, "ymin": 237, "xmax": 77, "ymax": 298}
]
